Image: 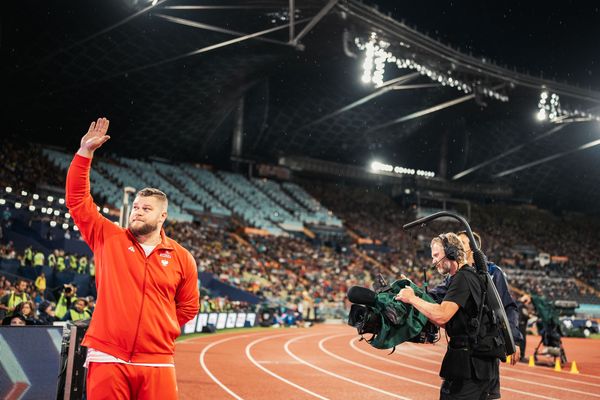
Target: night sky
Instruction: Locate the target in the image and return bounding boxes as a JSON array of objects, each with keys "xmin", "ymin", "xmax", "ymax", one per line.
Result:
[{"xmin": 371, "ymin": 0, "xmax": 600, "ymax": 91}]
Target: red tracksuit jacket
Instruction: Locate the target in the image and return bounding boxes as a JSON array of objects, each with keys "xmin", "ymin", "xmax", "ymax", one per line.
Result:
[{"xmin": 66, "ymin": 154, "xmax": 199, "ymax": 363}]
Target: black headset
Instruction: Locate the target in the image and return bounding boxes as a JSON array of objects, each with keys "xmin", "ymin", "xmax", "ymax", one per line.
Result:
[{"xmin": 438, "ymin": 234, "xmax": 460, "ymax": 261}]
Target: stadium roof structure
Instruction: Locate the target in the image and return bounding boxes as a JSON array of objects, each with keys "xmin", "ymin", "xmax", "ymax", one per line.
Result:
[{"xmin": 3, "ymin": 0, "xmax": 600, "ymax": 213}]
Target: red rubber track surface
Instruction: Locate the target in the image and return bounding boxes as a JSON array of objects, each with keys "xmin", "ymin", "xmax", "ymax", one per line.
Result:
[{"xmin": 175, "ymin": 325, "xmax": 600, "ymax": 399}]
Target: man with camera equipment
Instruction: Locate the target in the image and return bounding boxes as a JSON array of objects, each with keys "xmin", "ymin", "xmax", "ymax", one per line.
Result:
[
  {"xmin": 427, "ymin": 231, "xmax": 522, "ymax": 399},
  {"xmin": 55, "ymin": 283, "xmax": 77, "ymax": 319},
  {"xmin": 396, "ymin": 233, "xmax": 503, "ymax": 399},
  {"xmin": 66, "ymin": 117, "xmax": 199, "ymax": 400}
]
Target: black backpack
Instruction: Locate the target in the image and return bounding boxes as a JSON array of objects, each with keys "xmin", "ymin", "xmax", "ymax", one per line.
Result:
[{"xmin": 461, "ymin": 268, "xmax": 507, "ymax": 361}]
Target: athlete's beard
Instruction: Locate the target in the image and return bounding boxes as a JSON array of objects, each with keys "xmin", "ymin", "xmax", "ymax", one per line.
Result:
[{"xmin": 129, "ymin": 220, "xmax": 158, "ymax": 237}]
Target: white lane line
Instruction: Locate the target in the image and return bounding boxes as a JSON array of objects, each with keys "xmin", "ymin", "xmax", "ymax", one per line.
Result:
[
  {"xmin": 406, "ymin": 341, "xmax": 445, "ymax": 356},
  {"xmin": 284, "ymin": 334, "xmax": 412, "ymax": 399},
  {"xmin": 498, "ymin": 364, "xmax": 600, "ymax": 388},
  {"xmin": 199, "ymin": 334, "xmax": 252, "ymax": 400},
  {"xmin": 318, "ymin": 334, "xmax": 439, "ymax": 389},
  {"xmin": 245, "ymin": 332, "xmax": 330, "ymax": 400},
  {"xmin": 349, "ymin": 337, "xmax": 559, "ymax": 400},
  {"xmin": 575, "ymin": 373, "xmax": 600, "ymax": 380},
  {"xmin": 409, "ymin": 340, "xmax": 600, "ymax": 398},
  {"xmin": 503, "ymin": 375, "xmax": 600, "ymax": 398},
  {"xmin": 410, "ymin": 339, "xmax": 600, "ymax": 389}
]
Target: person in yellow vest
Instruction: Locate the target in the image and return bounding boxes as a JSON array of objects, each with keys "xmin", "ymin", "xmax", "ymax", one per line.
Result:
[
  {"xmin": 23, "ymin": 246, "xmax": 33, "ymax": 267},
  {"xmin": 56, "ymin": 253, "xmax": 66, "ymax": 272},
  {"xmin": 78, "ymin": 255, "xmax": 88, "ymax": 274},
  {"xmin": 62, "ymin": 297, "xmax": 92, "ymax": 321},
  {"xmin": 55, "ymin": 283, "xmax": 77, "ymax": 319},
  {"xmin": 88, "ymin": 258, "xmax": 96, "ymax": 277},
  {"xmin": 33, "ymin": 250, "xmax": 45, "ymax": 267},
  {"xmin": 86, "ymin": 296, "xmax": 96, "ymax": 315},
  {"xmin": 47, "ymin": 250, "xmax": 57, "ymax": 268},
  {"xmin": 0, "ymin": 279, "xmax": 31, "ymax": 318},
  {"xmin": 35, "ymin": 272, "xmax": 47, "ymax": 295},
  {"xmin": 69, "ymin": 254, "xmax": 78, "ymax": 272}
]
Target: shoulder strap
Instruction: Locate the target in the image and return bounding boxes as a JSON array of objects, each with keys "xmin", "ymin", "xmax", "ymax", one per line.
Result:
[{"xmin": 458, "ymin": 268, "xmax": 488, "ymax": 337}]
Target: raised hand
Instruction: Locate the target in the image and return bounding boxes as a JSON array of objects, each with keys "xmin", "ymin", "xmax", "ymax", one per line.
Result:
[{"xmin": 78, "ymin": 117, "xmax": 110, "ymax": 158}]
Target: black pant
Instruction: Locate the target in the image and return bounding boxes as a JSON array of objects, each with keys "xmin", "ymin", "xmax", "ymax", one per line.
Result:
[
  {"xmin": 487, "ymin": 359, "xmax": 501, "ymax": 399},
  {"xmin": 519, "ymin": 323, "xmax": 527, "ymax": 359},
  {"xmin": 440, "ymin": 377, "xmax": 493, "ymax": 400}
]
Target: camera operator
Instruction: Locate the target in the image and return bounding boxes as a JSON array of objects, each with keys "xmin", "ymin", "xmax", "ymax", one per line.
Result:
[
  {"xmin": 395, "ymin": 233, "xmax": 503, "ymax": 399},
  {"xmin": 55, "ymin": 283, "xmax": 77, "ymax": 320},
  {"xmin": 427, "ymin": 231, "xmax": 522, "ymax": 399}
]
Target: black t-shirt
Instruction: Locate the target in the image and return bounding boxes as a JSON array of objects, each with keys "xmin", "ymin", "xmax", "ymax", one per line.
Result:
[
  {"xmin": 442, "ymin": 266, "xmax": 496, "ymax": 380},
  {"xmin": 443, "ymin": 266, "xmax": 480, "ymax": 337}
]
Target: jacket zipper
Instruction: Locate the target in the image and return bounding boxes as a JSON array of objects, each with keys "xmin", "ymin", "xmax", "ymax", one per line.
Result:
[{"xmin": 129, "ymin": 255, "xmax": 149, "ymax": 362}]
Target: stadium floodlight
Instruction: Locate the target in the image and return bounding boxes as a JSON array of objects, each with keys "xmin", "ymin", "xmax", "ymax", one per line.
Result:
[
  {"xmin": 65, "ymin": 212, "xmax": 71, "ymax": 219},
  {"xmin": 371, "ymin": 161, "xmax": 393, "ymax": 172},
  {"xmin": 0, "ymin": 199, "xmax": 4, "ymax": 205},
  {"xmin": 5, "ymin": 187, "xmax": 12, "ymax": 193},
  {"xmin": 73, "ymin": 225, "xmax": 79, "ymax": 231},
  {"xmin": 537, "ymin": 91, "xmax": 600, "ymax": 123},
  {"xmin": 29, "ymin": 205, "xmax": 35, "ymax": 212},
  {"xmin": 356, "ymin": 34, "xmax": 510, "ymax": 102},
  {"xmin": 21, "ymin": 191, "xmax": 27, "ymax": 196},
  {"xmin": 50, "ymin": 221, "xmax": 57, "ymax": 227},
  {"xmin": 41, "ymin": 207, "xmax": 47, "ymax": 213},
  {"xmin": 536, "ymin": 109, "xmax": 547, "ymax": 121},
  {"xmin": 62, "ymin": 223, "xmax": 69, "ymax": 230},
  {"xmin": 47, "ymin": 195, "xmax": 54, "ymax": 202},
  {"xmin": 47, "ymin": 207, "xmax": 53, "ymax": 214},
  {"xmin": 54, "ymin": 210, "xmax": 60, "ymax": 216},
  {"xmin": 103, "ymin": 207, "xmax": 109, "ymax": 214},
  {"xmin": 33, "ymin": 194, "xmax": 39, "ymax": 200},
  {"xmin": 59, "ymin": 198, "xmax": 65, "ymax": 205},
  {"xmin": 14, "ymin": 202, "xmax": 21, "ymax": 209}
]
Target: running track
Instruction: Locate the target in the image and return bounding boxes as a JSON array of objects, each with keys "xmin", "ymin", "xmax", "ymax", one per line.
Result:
[{"xmin": 175, "ymin": 324, "xmax": 600, "ymax": 399}]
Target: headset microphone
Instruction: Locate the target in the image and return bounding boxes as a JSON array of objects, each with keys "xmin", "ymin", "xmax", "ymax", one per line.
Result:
[{"xmin": 432, "ymin": 256, "xmax": 447, "ymax": 269}]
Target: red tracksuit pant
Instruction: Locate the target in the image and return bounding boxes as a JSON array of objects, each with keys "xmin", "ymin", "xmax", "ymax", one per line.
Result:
[{"xmin": 86, "ymin": 363, "xmax": 178, "ymax": 400}]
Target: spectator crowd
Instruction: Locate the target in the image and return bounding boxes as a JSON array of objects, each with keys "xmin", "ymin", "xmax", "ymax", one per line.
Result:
[{"xmin": 1, "ymin": 138, "xmax": 599, "ymax": 325}]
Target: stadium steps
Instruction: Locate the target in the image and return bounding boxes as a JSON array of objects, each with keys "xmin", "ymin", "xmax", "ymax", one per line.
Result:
[
  {"xmin": 302, "ymin": 226, "xmax": 316, "ymax": 239},
  {"xmin": 281, "ymin": 182, "xmax": 343, "ymax": 228},
  {"xmin": 575, "ymin": 278, "xmax": 600, "ymax": 298},
  {"xmin": 153, "ymin": 167, "xmax": 206, "ymax": 213},
  {"xmin": 251, "ymin": 178, "xmax": 308, "ymax": 216},
  {"xmin": 183, "ymin": 168, "xmax": 268, "ymax": 230},
  {"xmin": 216, "ymin": 171, "xmax": 296, "ymax": 228},
  {"xmin": 351, "ymin": 246, "xmax": 393, "ymax": 276},
  {"xmin": 229, "ymin": 232, "xmax": 255, "ymax": 253},
  {"xmin": 344, "ymin": 226, "xmax": 362, "ymax": 240}
]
